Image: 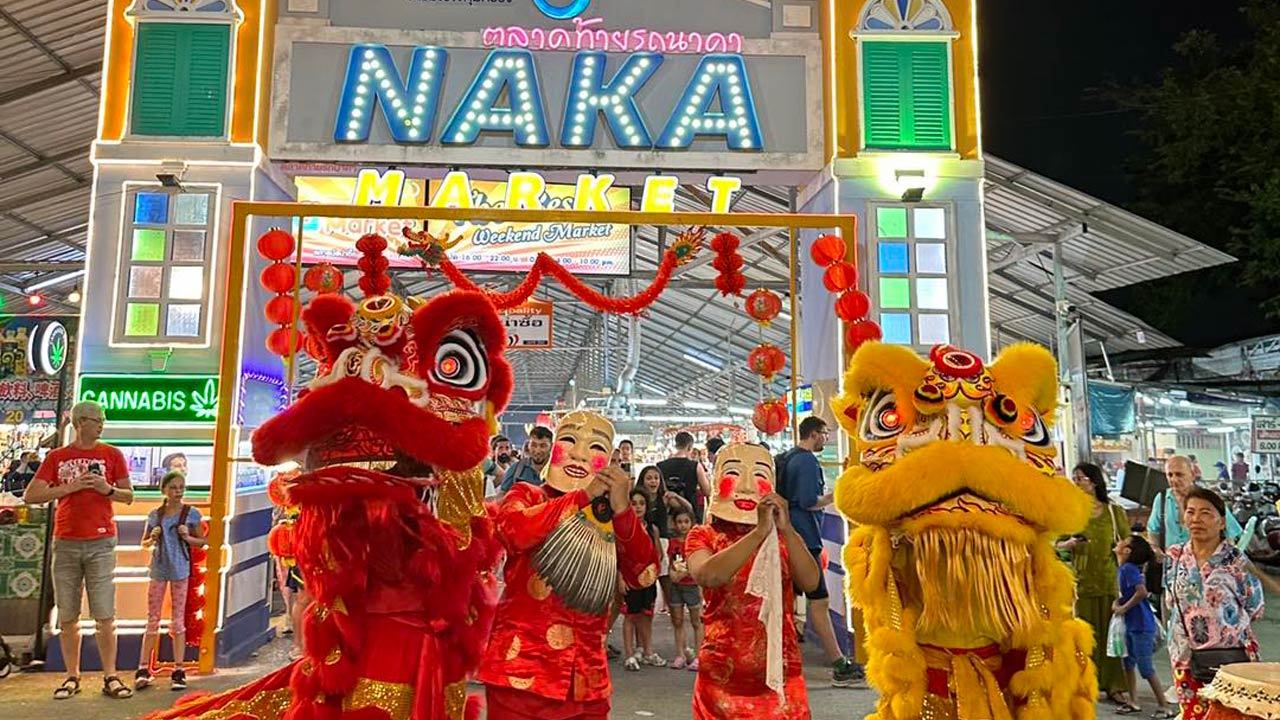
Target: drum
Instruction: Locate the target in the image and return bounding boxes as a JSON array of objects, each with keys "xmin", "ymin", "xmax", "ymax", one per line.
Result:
[{"xmin": 1201, "ymin": 663, "xmax": 1280, "ymax": 720}]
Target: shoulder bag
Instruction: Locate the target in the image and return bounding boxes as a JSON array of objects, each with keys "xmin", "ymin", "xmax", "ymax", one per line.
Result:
[{"xmin": 1171, "ymin": 555, "xmax": 1252, "ymax": 683}]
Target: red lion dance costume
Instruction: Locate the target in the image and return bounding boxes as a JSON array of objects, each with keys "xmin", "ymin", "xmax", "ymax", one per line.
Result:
[{"xmin": 150, "ymin": 237, "xmax": 513, "ymax": 720}]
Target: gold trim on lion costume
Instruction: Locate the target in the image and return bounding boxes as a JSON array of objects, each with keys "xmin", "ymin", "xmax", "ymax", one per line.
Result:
[{"xmin": 833, "ymin": 343, "xmax": 1097, "ymax": 720}]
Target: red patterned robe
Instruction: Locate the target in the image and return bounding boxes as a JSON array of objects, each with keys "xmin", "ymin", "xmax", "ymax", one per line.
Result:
[
  {"xmin": 686, "ymin": 521, "xmax": 810, "ymax": 720},
  {"xmin": 477, "ymin": 483, "xmax": 658, "ymax": 719}
]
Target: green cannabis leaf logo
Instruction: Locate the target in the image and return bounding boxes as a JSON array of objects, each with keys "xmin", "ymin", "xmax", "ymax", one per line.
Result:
[
  {"xmin": 191, "ymin": 379, "xmax": 218, "ymax": 420},
  {"xmin": 48, "ymin": 332, "xmax": 65, "ymax": 373}
]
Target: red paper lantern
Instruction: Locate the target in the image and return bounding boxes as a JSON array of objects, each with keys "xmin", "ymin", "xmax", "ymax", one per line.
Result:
[
  {"xmin": 747, "ymin": 344, "xmax": 787, "ymax": 379},
  {"xmin": 753, "ymin": 398, "xmax": 790, "ymax": 435},
  {"xmin": 835, "ymin": 290, "xmax": 871, "ymax": 322},
  {"xmin": 267, "ymin": 524, "xmax": 294, "ymax": 558},
  {"xmin": 304, "ymin": 263, "xmax": 345, "ymax": 294},
  {"xmin": 256, "ymin": 229, "xmax": 296, "ymax": 262},
  {"xmin": 745, "ymin": 289, "xmax": 783, "ymax": 325},
  {"xmin": 260, "ymin": 263, "xmax": 297, "ymax": 294},
  {"xmin": 823, "ymin": 262, "xmax": 858, "ymax": 293},
  {"xmin": 267, "ymin": 327, "xmax": 303, "ymax": 356},
  {"xmin": 266, "ymin": 474, "xmax": 292, "ymax": 507},
  {"xmin": 264, "ymin": 295, "xmax": 298, "ymax": 326},
  {"xmin": 845, "ymin": 319, "xmax": 884, "ymax": 348},
  {"xmin": 810, "ymin": 234, "xmax": 848, "ymax": 266}
]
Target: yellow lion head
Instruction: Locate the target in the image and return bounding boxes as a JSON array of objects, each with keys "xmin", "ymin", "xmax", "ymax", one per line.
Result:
[{"xmin": 833, "ymin": 342, "xmax": 1097, "ymax": 719}]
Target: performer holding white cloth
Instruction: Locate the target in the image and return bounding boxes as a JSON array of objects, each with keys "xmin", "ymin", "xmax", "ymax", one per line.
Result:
[{"xmin": 686, "ymin": 443, "xmax": 821, "ymax": 719}]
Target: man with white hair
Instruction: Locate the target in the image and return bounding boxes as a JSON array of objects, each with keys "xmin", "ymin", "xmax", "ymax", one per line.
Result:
[
  {"xmin": 25, "ymin": 401, "xmax": 134, "ymax": 700},
  {"xmin": 1147, "ymin": 455, "xmax": 1244, "ymax": 562}
]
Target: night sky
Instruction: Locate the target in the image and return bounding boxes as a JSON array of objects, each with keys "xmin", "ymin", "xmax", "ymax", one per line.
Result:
[{"xmin": 978, "ymin": 0, "xmax": 1262, "ymax": 349}]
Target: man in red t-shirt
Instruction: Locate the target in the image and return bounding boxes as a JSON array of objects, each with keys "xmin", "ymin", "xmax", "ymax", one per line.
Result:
[{"xmin": 25, "ymin": 401, "xmax": 134, "ymax": 700}]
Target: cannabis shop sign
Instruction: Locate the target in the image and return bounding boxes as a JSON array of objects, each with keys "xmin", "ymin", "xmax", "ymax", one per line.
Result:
[{"xmin": 79, "ymin": 375, "xmax": 220, "ymax": 424}]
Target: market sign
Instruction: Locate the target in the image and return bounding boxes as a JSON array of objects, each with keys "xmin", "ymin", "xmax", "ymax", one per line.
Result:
[
  {"xmin": 1251, "ymin": 415, "xmax": 1280, "ymax": 454},
  {"xmin": 503, "ymin": 299, "xmax": 553, "ymax": 349},
  {"xmin": 298, "ymin": 168, "xmax": 636, "ymax": 275},
  {"xmin": 270, "ymin": 1, "xmax": 822, "ymax": 172},
  {"xmin": 79, "ymin": 375, "xmax": 220, "ymax": 425}
]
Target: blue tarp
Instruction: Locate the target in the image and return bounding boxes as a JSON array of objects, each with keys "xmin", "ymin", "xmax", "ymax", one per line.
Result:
[{"xmin": 1088, "ymin": 381, "xmax": 1136, "ymax": 437}]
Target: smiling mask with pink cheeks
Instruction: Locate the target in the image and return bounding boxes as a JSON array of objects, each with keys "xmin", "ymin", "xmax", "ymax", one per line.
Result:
[
  {"xmin": 543, "ymin": 410, "xmax": 615, "ymax": 493},
  {"xmin": 709, "ymin": 443, "xmax": 775, "ymax": 525}
]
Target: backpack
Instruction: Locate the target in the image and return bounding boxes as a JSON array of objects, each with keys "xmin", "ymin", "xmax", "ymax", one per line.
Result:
[
  {"xmin": 774, "ymin": 448, "xmax": 801, "ymax": 502},
  {"xmin": 151, "ymin": 505, "xmax": 194, "ymax": 564}
]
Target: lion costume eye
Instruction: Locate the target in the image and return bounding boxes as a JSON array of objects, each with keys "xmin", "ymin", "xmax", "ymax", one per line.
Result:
[
  {"xmin": 861, "ymin": 391, "xmax": 904, "ymax": 441},
  {"xmin": 432, "ymin": 329, "xmax": 488, "ymax": 392},
  {"xmin": 1021, "ymin": 413, "xmax": 1050, "ymax": 447}
]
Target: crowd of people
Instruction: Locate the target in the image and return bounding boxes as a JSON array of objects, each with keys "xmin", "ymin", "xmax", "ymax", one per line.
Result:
[
  {"xmin": 1058, "ymin": 456, "xmax": 1267, "ymax": 719},
  {"xmin": 13, "ymin": 400, "xmax": 1272, "ymax": 719}
]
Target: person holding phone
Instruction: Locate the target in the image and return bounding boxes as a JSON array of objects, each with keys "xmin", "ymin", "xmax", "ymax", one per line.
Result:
[{"xmin": 24, "ymin": 401, "xmax": 134, "ymax": 701}]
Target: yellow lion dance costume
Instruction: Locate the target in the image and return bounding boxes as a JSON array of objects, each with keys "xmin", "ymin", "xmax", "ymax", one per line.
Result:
[{"xmin": 834, "ymin": 343, "xmax": 1097, "ymax": 720}]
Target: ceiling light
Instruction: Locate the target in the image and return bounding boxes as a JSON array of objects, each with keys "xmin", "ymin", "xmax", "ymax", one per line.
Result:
[
  {"xmin": 26, "ymin": 294, "xmax": 42, "ymax": 307},
  {"xmin": 681, "ymin": 352, "xmax": 722, "ymax": 373},
  {"xmin": 629, "ymin": 397, "xmax": 668, "ymax": 407},
  {"xmin": 681, "ymin": 400, "xmax": 717, "ymax": 411},
  {"xmin": 67, "ymin": 289, "xmax": 81, "ymax": 304},
  {"xmin": 1207, "ymin": 426, "xmax": 1235, "ymax": 434},
  {"xmin": 728, "ymin": 405, "xmax": 753, "ymax": 416},
  {"xmin": 1169, "ymin": 419, "xmax": 1199, "ymax": 427}
]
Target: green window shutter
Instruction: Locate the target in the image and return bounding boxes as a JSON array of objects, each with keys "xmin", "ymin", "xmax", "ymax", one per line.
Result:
[
  {"xmin": 131, "ymin": 23, "xmax": 230, "ymax": 137},
  {"xmin": 862, "ymin": 41, "xmax": 952, "ymax": 151}
]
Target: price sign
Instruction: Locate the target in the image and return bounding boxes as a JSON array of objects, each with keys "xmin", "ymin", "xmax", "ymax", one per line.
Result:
[
  {"xmin": 503, "ymin": 300, "xmax": 553, "ymax": 350},
  {"xmin": 1251, "ymin": 416, "xmax": 1280, "ymax": 454}
]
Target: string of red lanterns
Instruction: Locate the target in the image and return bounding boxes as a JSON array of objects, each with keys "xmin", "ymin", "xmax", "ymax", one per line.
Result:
[
  {"xmin": 256, "ymin": 228, "xmax": 306, "ymax": 358},
  {"xmin": 810, "ymin": 234, "xmax": 882, "ymax": 349}
]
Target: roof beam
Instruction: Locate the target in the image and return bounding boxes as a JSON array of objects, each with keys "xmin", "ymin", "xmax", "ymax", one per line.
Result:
[
  {"xmin": 0, "ymin": 8, "xmax": 100, "ymax": 99},
  {"xmin": 0, "ymin": 146, "xmax": 91, "ymax": 182},
  {"xmin": 0, "ymin": 62, "xmax": 101, "ymax": 106},
  {"xmin": 0, "ymin": 129, "xmax": 87, "ymax": 185}
]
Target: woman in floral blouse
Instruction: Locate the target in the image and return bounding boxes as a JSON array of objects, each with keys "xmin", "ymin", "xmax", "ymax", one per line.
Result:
[{"xmin": 1166, "ymin": 487, "xmax": 1265, "ymax": 720}]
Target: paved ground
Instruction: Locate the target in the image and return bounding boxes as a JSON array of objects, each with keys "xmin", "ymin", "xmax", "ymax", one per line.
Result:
[{"xmin": 2, "ymin": 590, "xmax": 1276, "ymax": 719}]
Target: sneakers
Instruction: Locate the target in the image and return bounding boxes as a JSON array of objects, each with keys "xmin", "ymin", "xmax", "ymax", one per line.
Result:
[
  {"xmin": 134, "ymin": 668, "xmax": 153, "ymax": 690},
  {"xmin": 831, "ymin": 657, "xmax": 867, "ymax": 688},
  {"xmin": 624, "ymin": 656, "xmax": 641, "ymax": 672},
  {"xmin": 670, "ymin": 655, "xmax": 687, "ymax": 670},
  {"xmin": 170, "ymin": 668, "xmax": 187, "ymax": 691},
  {"xmin": 687, "ymin": 657, "xmax": 700, "ymax": 672},
  {"xmin": 642, "ymin": 653, "xmax": 667, "ymax": 667}
]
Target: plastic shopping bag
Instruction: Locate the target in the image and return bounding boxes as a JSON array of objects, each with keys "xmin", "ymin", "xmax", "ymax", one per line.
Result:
[{"xmin": 1106, "ymin": 614, "xmax": 1127, "ymax": 658}]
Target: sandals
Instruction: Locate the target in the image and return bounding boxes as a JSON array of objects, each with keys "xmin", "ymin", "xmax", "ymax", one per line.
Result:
[
  {"xmin": 1150, "ymin": 710, "xmax": 1179, "ymax": 719},
  {"xmin": 53, "ymin": 676, "xmax": 80, "ymax": 699},
  {"xmin": 1117, "ymin": 704, "xmax": 1142, "ymax": 715},
  {"xmin": 103, "ymin": 675, "xmax": 134, "ymax": 699}
]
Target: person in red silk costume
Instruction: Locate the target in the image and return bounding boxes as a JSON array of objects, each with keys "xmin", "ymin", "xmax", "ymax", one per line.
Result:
[
  {"xmin": 686, "ymin": 443, "xmax": 821, "ymax": 720},
  {"xmin": 147, "ymin": 234, "xmax": 515, "ymax": 720},
  {"xmin": 478, "ymin": 410, "xmax": 659, "ymax": 720}
]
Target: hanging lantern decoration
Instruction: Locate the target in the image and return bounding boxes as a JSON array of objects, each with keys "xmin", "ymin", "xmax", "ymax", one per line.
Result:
[
  {"xmin": 809, "ymin": 234, "xmax": 848, "ymax": 267},
  {"xmin": 356, "ymin": 234, "xmax": 392, "ymax": 297},
  {"xmin": 834, "ymin": 290, "xmax": 870, "ymax": 323},
  {"xmin": 256, "ymin": 229, "xmax": 303, "ymax": 358},
  {"xmin": 747, "ymin": 343, "xmax": 787, "ymax": 380},
  {"xmin": 267, "ymin": 522, "xmax": 295, "ymax": 558},
  {"xmin": 753, "ymin": 398, "xmax": 790, "ymax": 435},
  {"xmin": 304, "ymin": 263, "xmax": 344, "ymax": 294},
  {"xmin": 711, "ymin": 232, "xmax": 746, "ymax": 297},
  {"xmin": 745, "ymin": 288, "xmax": 783, "ymax": 326},
  {"xmin": 845, "ymin": 318, "xmax": 884, "ymax": 349},
  {"xmin": 823, "ymin": 261, "xmax": 858, "ymax": 293}
]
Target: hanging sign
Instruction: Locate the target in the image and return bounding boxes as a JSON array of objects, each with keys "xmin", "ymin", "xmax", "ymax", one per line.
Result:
[
  {"xmin": 503, "ymin": 299, "xmax": 553, "ymax": 349},
  {"xmin": 79, "ymin": 374, "xmax": 220, "ymax": 424},
  {"xmin": 1251, "ymin": 416, "xmax": 1280, "ymax": 454}
]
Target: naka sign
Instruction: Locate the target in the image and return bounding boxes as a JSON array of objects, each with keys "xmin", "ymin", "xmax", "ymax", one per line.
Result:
[
  {"xmin": 270, "ymin": 0, "xmax": 822, "ymax": 172},
  {"xmin": 335, "ymin": 48, "xmax": 763, "ymax": 152}
]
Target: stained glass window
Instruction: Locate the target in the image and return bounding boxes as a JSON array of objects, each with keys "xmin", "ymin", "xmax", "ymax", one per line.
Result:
[
  {"xmin": 871, "ymin": 203, "xmax": 956, "ymax": 347},
  {"xmin": 116, "ymin": 188, "xmax": 217, "ymax": 343}
]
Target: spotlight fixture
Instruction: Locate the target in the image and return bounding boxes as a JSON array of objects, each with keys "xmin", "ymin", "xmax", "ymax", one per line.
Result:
[
  {"xmin": 156, "ymin": 173, "xmax": 184, "ymax": 189},
  {"xmin": 895, "ymin": 169, "xmax": 928, "ymax": 202}
]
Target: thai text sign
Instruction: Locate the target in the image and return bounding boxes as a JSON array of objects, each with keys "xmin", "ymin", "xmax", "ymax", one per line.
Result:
[
  {"xmin": 79, "ymin": 375, "xmax": 220, "ymax": 424},
  {"xmin": 503, "ymin": 299, "xmax": 553, "ymax": 349},
  {"xmin": 1251, "ymin": 416, "xmax": 1280, "ymax": 454}
]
